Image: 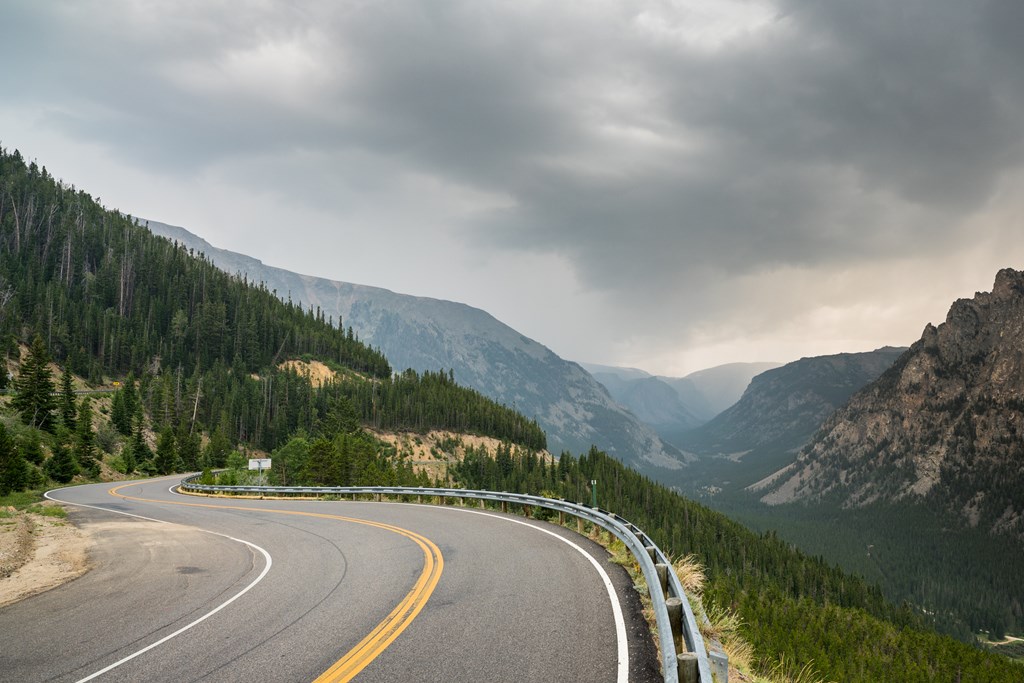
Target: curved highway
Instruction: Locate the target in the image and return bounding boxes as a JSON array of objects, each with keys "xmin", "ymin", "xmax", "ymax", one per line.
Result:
[{"xmin": 0, "ymin": 477, "xmax": 660, "ymax": 682}]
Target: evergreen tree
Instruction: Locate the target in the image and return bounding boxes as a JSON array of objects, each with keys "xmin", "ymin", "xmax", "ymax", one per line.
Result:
[
  {"xmin": 0, "ymin": 423, "xmax": 28, "ymax": 495},
  {"xmin": 110, "ymin": 389, "xmax": 131, "ymax": 436},
  {"xmin": 303, "ymin": 438, "xmax": 341, "ymax": 485},
  {"xmin": 202, "ymin": 425, "xmax": 231, "ymax": 468},
  {"xmin": 73, "ymin": 398, "xmax": 99, "ymax": 476},
  {"xmin": 120, "ymin": 440, "xmax": 137, "ymax": 475},
  {"xmin": 59, "ymin": 365, "xmax": 77, "ymax": 430},
  {"xmin": 154, "ymin": 426, "xmax": 178, "ymax": 475},
  {"xmin": 17, "ymin": 430, "xmax": 45, "ymax": 466},
  {"xmin": 11, "ymin": 335, "xmax": 57, "ymax": 431},
  {"xmin": 44, "ymin": 442, "xmax": 79, "ymax": 483},
  {"xmin": 175, "ymin": 425, "xmax": 201, "ymax": 472},
  {"xmin": 128, "ymin": 416, "xmax": 153, "ymax": 467}
]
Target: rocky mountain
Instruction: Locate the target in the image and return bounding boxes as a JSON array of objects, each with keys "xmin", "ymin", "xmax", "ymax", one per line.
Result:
[
  {"xmin": 759, "ymin": 268, "xmax": 1024, "ymax": 540},
  {"xmin": 678, "ymin": 348, "xmax": 905, "ymax": 456},
  {"xmin": 143, "ymin": 219, "xmax": 687, "ymax": 470}
]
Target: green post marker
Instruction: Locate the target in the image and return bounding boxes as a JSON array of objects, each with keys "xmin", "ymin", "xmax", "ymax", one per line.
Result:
[{"xmin": 591, "ymin": 479, "xmax": 597, "ymax": 508}]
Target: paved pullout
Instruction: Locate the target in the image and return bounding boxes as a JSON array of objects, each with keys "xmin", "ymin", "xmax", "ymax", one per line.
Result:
[{"xmin": 0, "ymin": 478, "xmax": 659, "ymax": 682}]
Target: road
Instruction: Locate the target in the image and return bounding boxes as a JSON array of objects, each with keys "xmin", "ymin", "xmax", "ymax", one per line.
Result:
[{"xmin": 0, "ymin": 477, "xmax": 660, "ymax": 682}]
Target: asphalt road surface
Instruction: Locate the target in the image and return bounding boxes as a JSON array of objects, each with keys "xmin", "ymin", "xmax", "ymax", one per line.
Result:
[{"xmin": 0, "ymin": 477, "xmax": 660, "ymax": 682}]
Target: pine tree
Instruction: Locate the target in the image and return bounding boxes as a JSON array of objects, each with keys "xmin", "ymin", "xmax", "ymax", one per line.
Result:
[
  {"xmin": 110, "ymin": 389, "xmax": 131, "ymax": 436},
  {"xmin": 44, "ymin": 442, "xmax": 79, "ymax": 484},
  {"xmin": 59, "ymin": 365, "xmax": 77, "ymax": 430},
  {"xmin": 73, "ymin": 398, "xmax": 99, "ymax": 476},
  {"xmin": 17, "ymin": 430, "xmax": 45, "ymax": 466},
  {"xmin": 128, "ymin": 416, "xmax": 153, "ymax": 467},
  {"xmin": 175, "ymin": 425, "xmax": 201, "ymax": 472},
  {"xmin": 120, "ymin": 439, "xmax": 137, "ymax": 475},
  {"xmin": 155, "ymin": 426, "xmax": 178, "ymax": 475},
  {"xmin": 12, "ymin": 335, "xmax": 57, "ymax": 431},
  {"xmin": 0, "ymin": 423, "xmax": 28, "ymax": 495}
]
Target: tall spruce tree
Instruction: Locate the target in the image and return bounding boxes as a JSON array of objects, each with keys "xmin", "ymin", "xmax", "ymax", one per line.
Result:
[
  {"xmin": 59, "ymin": 365, "xmax": 77, "ymax": 430},
  {"xmin": 12, "ymin": 336, "xmax": 57, "ymax": 431},
  {"xmin": 73, "ymin": 397, "xmax": 99, "ymax": 476},
  {"xmin": 154, "ymin": 427, "xmax": 178, "ymax": 475}
]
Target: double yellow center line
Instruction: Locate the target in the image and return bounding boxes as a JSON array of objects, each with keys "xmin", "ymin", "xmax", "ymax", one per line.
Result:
[{"xmin": 109, "ymin": 483, "xmax": 444, "ymax": 682}]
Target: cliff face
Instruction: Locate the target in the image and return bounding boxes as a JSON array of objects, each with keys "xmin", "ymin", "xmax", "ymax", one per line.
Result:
[{"xmin": 760, "ymin": 269, "xmax": 1024, "ymax": 538}]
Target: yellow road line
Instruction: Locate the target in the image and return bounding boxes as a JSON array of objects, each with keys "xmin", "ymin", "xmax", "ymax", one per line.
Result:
[{"xmin": 108, "ymin": 482, "xmax": 444, "ymax": 682}]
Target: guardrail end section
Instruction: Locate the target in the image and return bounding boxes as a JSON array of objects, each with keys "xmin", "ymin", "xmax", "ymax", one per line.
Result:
[{"xmin": 709, "ymin": 651, "xmax": 728, "ymax": 683}]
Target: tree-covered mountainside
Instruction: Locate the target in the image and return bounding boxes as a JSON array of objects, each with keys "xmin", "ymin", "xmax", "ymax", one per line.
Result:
[
  {"xmin": 0, "ymin": 146, "xmax": 544, "ymax": 465},
  {"xmin": 449, "ymin": 446, "xmax": 1022, "ymax": 683}
]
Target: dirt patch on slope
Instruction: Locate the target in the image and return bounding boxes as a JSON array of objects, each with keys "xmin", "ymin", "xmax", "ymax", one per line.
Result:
[{"xmin": 0, "ymin": 506, "xmax": 91, "ymax": 608}]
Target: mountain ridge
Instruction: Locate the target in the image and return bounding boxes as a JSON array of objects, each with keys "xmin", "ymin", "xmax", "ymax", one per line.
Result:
[{"xmin": 143, "ymin": 219, "xmax": 688, "ymax": 470}]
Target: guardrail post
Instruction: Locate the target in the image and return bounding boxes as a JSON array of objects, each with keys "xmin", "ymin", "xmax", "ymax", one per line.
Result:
[
  {"xmin": 666, "ymin": 597, "xmax": 684, "ymax": 653},
  {"xmin": 478, "ymin": 498, "xmax": 485, "ymax": 509},
  {"xmin": 524, "ymin": 505, "xmax": 532, "ymax": 518},
  {"xmin": 501, "ymin": 501, "xmax": 508, "ymax": 513},
  {"xmin": 645, "ymin": 545, "xmax": 657, "ymax": 563},
  {"xmin": 677, "ymin": 653, "xmax": 698, "ymax": 683},
  {"xmin": 558, "ymin": 510, "xmax": 565, "ymax": 525},
  {"xmin": 417, "ymin": 494, "xmax": 423, "ymax": 504},
  {"xmin": 656, "ymin": 563, "xmax": 669, "ymax": 594},
  {"xmin": 577, "ymin": 517, "xmax": 584, "ymax": 534}
]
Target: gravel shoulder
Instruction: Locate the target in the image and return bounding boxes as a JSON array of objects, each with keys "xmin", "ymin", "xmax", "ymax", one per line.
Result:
[{"xmin": 0, "ymin": 503, "xmax": 91, "ymax": 609}]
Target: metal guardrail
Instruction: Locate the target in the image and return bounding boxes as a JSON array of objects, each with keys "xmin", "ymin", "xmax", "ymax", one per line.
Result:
[{"xmin": 179, "ymin": 476, "xmax": 723, "ymax": 683}]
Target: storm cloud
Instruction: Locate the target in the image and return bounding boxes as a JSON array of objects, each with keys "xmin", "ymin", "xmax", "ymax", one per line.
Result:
[{"xmin": 2, "ymin": 0, "xmax": 1023, "ymax": 373}]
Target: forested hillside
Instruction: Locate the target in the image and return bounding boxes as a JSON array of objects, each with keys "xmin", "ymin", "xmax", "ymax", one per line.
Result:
[{"xmin": 0, "ymin": 146, "xmax": 544, "ymax": 489}]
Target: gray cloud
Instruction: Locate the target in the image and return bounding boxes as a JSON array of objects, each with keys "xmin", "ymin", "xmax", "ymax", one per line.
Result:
[{"xmin": 2, "ymin": 0, "xmax": 1023, "ymax": 372}]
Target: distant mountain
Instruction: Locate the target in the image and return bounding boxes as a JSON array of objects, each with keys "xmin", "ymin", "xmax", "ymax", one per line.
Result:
[
  {"xmin": 661, "ymin": 362, "xmax": 783, "ymax": 422},
  {"xmin": 678, "ymin": 348, "xmax": 906, "ymax": 456},
  {"xmin": 144, "ymin": 220, "xmax": 688, "ymax": 470},
  {"xmin": 583, "ymin": 366, "xmax": 704, "ymax": 432},
  {"xmin": 583, "ymin": 361, "xmax": 781, "ymax": 446},
  {"xmin": 760, "ymin": 268, "xmax": 1024, "ymax": 540}
]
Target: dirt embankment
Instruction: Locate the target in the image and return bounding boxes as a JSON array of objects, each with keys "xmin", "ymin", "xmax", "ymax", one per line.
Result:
[{"xmin": 0, "ymin": 504, "xmax": 91, "ymax": 608}]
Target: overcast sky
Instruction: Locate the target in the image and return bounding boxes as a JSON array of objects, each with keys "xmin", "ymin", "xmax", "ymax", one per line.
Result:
[{"xmin": 2, "ymin": 1, "xmax": 1023, "ymax": 376}]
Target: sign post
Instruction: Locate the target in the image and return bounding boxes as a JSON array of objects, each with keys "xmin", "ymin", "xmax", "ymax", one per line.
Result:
[{"xmin": 248, "ymin": 458, "xmax": 272, "ymax": 486}]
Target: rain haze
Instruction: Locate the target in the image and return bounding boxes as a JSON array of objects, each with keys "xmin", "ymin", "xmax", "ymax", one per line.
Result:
[{"xmin": 2, "ymin": 0, "xmax": 1023, "ymax": 376}]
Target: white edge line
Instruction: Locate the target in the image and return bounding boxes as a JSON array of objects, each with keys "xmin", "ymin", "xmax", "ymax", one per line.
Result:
[
  {"xmin": 45, "ymin": 488, "xmax": 273, "ymax": 683},
  {"xmin": 164, "ymin": 487, "xmax": 628, "ymax": 681},
  {"xmin": 438, "ymin": 505, "xmax": 630, "ymax": 683}
]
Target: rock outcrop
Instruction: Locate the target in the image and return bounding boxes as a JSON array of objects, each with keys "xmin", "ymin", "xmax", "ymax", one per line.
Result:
[{"xmin": 760, "ymin": 269, "xmax": 1024, "ymax": 539}]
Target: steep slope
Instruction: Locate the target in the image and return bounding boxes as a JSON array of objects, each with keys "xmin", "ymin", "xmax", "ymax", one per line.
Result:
[
  {"xmin": 761, "ymin": 268, "xmax": 1024, "ymax": 541},
  {"xmin": 144, "ymin": 220, "xmax": 687, "ymax": 469},
  {"xmin": 679, "ymin": 348, "xmax": 905, "ymax": 456}
]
